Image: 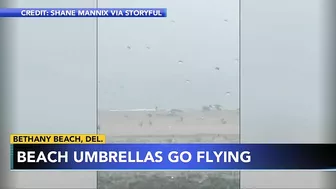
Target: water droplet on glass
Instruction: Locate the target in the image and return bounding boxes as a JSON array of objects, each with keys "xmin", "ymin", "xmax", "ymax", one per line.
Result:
[
  {"xmin": 226, "ymin": 92, "xmax": 231, "ymax": 96},
  {"xmin": 178, "ymin": 60, "xmax": 183, "ymax": 64},
  {"xmin": 185, "ymin": 80, "xmax": 191, "ymax": 84}
]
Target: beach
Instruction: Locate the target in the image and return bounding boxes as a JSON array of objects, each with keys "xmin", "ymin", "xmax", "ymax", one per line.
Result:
[{"xmin": 98, "ymin": 109, "xmax": 240, "ymax": 189}]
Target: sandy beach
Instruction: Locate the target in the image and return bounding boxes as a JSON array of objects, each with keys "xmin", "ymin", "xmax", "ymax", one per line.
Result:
[
  {"xmin": 99, "ymin": 109, "xmax": 239, "ymax": 137},
  {"xmin": 98, "ymin": 109, "xmax": 240, "ymax": 189}
]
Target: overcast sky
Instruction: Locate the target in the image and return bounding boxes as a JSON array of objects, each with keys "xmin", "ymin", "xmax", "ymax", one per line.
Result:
[
  {"xmin": 98, "ymin": 0, "xmax": 239, "ymax": 110},
  {"xmin": 12, "ymin": 0, "xmax": 323, "ymax": 134},
  {"xmin": 12, "ymin": 0, "xmax": 238, "ymax": 133},
  {"xmin": 11, "ymin": 0, "xmax": 324, "ymax": 140}
]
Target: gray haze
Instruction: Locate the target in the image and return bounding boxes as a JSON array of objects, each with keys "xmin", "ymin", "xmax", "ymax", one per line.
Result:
[
  {"xmin": 12, "ymin": 0, "xmax": 97, "ymax": 132},
  {"xmin": 240, "ymin": 0, "xmax": 326, "ymax": 188},
  {"xmin": 12, "ymin": 0, "xmax": 239, "ymax": 133},
  {"xmin": 98, "ymin": 0, "xmax": 239, "ymax": 110}
]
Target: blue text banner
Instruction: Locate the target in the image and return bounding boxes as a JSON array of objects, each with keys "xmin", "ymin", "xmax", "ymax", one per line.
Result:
[
  {"xmin": 11, "ymin": 144, "xmax": 336, "ymax": 170},
  {"xmin": 0, "ymin": 8, "xmax": 167, "ymax": 18}
]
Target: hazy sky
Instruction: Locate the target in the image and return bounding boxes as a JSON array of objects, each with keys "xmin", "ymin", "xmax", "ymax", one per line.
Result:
[
  {"xmin": 98, "ymin": 0, "xmax": 239, "ymax": 110},
  {"xmin": 12, "ymin": 0, "xmax": 238, "ymax": 132}
]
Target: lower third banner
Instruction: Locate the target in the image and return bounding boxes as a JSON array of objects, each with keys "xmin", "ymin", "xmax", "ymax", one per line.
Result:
[{"xmin": 11, "ymin": 144, "xmax": 336, "ymax": 170}]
